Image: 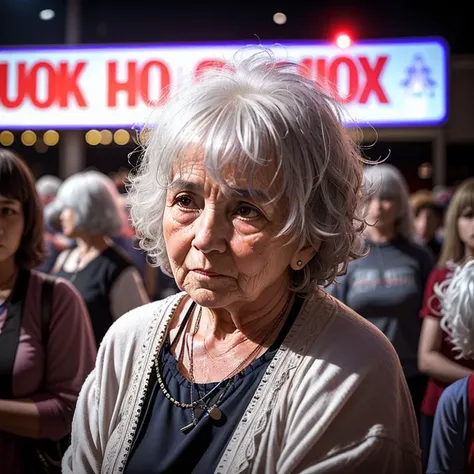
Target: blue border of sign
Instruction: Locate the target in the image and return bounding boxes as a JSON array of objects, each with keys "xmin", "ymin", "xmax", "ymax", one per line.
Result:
[{"xmin": 0, "ymin": 37, "xmax": 449, "ymax": 130}]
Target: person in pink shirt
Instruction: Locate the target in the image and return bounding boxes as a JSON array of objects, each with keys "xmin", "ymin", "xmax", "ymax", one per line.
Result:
[{"xmin": 0, "ymin": 148, "xmax": 97, "ymax": 474}]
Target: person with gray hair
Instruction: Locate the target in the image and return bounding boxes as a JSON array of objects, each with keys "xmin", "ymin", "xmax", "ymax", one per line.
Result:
[
  {"xmin": 36, "ymin": 174, "xmax": 62, "ymax": 207},
  {"xmin": 63, "ymin": 50, "xmax": 421, "ymax": 473},
  {"xmin": 426, "ymin": 260, "xmax": 474, "ymax": 473},
  {"xmin": 46, "ymin": 170, "xmax": 149, "ymax": 347},
  {"xmin": 36, "ymin": 174, "xmax": 62, "ymax": 206},
  {"xmin": 330, "ymin": 163, "xmax": 434, "ymax": 424},
  {"xmin": 35, "ymin": 174, "xmax": 70, "ymax": 274}
]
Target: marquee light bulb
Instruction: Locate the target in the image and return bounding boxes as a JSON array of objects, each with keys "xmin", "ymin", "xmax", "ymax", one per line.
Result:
[
  {"xmin": 39, "ymin": 9, "xmax": 55, "ymax": 21},
  {"xmin": 273, "ymin": 12, "xmax": 287, "ymax": 25},
  {"xmin": 335, "ymin": 33, "xmax": 352, "ymax": 49}
]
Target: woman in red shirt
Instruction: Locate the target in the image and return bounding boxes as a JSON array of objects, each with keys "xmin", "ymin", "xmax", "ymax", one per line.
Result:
[{"xmin": 418, "ymin": 178, "xmax": 474, "ymax": 466}]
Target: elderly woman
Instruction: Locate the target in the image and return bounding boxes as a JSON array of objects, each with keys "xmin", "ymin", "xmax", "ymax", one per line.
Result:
[
  {"xmin": 63, "ymin": 52, "xmax": 421, "ymax": 473},
  {"xmin": 330, "ymin": 164, "xmax": 434, "ymax": 423},
  {"xmin": 47, "ymin": 170, "xmax": 149, "ymax": 347},
  {"xmin": 426, "ymin": 260, "xmax": 474, "ymax": 473}
]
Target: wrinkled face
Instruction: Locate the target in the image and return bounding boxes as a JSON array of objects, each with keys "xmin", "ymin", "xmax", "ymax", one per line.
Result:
[
  {"xmin": 414, "ymin": 207, "xmax": 441, "ymax": 242},
  {"xmin": 366, "ymin": 196, "xmax": 399, "ymax": 230},
  {"xmin": 59, "ymin": 208, "xmax": 77, "ymax": 238},
  {"xmin": 162, "ymin": 153, "xmax": 300, "ymax": 310},
  {"xmin": 458, "ymin": 206, "xmax": 474, "ymax": 252},
  {"xmin": 0, "ymin": 194, "xmax": 24, "ymax": 265}
]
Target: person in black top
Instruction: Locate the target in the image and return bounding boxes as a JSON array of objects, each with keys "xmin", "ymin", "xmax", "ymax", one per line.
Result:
[{"xmin": 46, "ymin": 170, "xmax": 149, "ymax": 346}]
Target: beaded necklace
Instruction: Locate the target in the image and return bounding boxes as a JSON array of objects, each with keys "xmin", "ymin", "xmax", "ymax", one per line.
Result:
[{"xmin": 154, "ymin": 296, "xmax": 292, "ymax": 433}]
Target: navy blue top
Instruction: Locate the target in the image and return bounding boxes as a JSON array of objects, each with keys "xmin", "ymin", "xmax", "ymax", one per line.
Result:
[
  {"xmin": 427, "ymin": 376, "xmax": 469, "ymax": 474},
  {"xmin": 125, "ymin": 295, "xmax": 304, "ymax": 474}
]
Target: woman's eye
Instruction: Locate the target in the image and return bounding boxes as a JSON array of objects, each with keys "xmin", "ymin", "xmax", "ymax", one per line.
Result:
[
  {"xmin": 175, "ymin": 195, "xmax": 196, "ymax": 209},
  {"xmin": 1, "ymin": 207, "xmax": 15, "ymax": 216},
  {"xmin": 235, "ymin": 205, "xmax": 261, "ymax": 219}
]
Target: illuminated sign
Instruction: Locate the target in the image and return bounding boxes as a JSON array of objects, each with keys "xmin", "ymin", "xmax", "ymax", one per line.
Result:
[{"xmin": 0, "ymin": 39, "xmax": 448, "ymax": 129}]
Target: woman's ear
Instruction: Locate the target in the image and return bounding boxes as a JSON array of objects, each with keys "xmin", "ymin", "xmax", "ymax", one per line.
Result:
[{"xmin": 290, "ymin": 241, "xmax": 320, "ymax": 271}]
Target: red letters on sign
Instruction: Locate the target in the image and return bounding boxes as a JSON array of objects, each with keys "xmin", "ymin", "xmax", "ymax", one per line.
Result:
[
  {"xmin": 57, "ymin": 62, "xmax": 87, "ymax": 108},
  {"xmin": 194, "ymin": 59, "xmax": 227, "ymax": 79},
  {"xmin": 0, "ymin": 53, "xmax": 390, "ymax": 112},
  {"xmin": 140, "ymin": 61, "xmax": 170, "ymax": 105},
  {"xmin": 0, "ymin": 62, "xmax": 27, "ymax": 108},
  {"xmin": 192, "ymin": 55, "xmax": 389, "ymax": 105},
  {"xmin": 29, "ymin": 62, "xmax": 56, "ymax": 108},
  {"xmin": 357, "ymin": 56, "xmax": 388, "ymax": 104},
  {"xmin": 107, "ymin": 60, "xmax": 170, "ymax": 107},
  {"xmin": 0, "ymin": 60, "xmax": 87, "ymax": 109},
  {"xmin": 108, "ymin": 62, "xmax": 138, "ymax": 106},
  {"xmin": 311, "ymin": 55, "xmax": 389, "ymax": 104}
]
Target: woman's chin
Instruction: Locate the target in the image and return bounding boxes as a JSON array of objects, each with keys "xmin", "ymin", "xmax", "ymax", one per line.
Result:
[
  {"xmin": 61, "ymin": 229, "xmax": 74, "ymax": 238},
  {"xmin": 184, "ymin": 286, "xmax": 236, "ymax": 309}
]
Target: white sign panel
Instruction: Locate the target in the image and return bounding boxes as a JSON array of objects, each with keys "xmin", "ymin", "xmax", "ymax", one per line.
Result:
[{"xmin": 0, "ymin": 39, "xmax": 448, "ymax": 129}]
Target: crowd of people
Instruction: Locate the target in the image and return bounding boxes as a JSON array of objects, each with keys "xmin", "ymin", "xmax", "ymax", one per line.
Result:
[
  {"xmin": 0, "ymin": 49, "xmax": 473, "ymax": 473},
  {"xmin": 328, "ymin": 164, "xmax": 474, "ymax": 472}
]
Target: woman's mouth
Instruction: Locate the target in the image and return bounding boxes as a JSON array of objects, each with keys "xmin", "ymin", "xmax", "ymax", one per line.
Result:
[{"xmin": 192, "ymin": 269, "xmax": 220, "ymax": 278}]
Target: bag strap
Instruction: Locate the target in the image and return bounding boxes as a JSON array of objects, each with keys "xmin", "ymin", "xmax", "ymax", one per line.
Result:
[
  {"xmin": 40, "ymin": 275, "xmax": 55, "ymax": 348},
  {"xmin": 39, "ymin": 275, "xmax": 72, "ymax": 453},
  {"xmin": 0, "ymin": 269, "xmax": 30, "ymax": 399}
]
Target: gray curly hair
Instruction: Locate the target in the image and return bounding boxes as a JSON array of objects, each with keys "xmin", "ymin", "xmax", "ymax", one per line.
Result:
[{"xmin": 128, "ymin": 48, "xmax": 367, "ymax": 290}]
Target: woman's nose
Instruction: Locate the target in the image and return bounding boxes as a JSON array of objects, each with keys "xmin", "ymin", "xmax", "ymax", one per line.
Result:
[{"xmin": 191, "ymin": 209, "xmax": 228, "ymax": 254}]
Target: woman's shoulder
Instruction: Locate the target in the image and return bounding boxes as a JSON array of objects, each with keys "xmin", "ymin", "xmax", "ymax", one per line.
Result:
[
  {"xmin": 52, "ymin": 247, "xmax": 73, "ymax": 272},
  {"xmin": 396, "ymin": 237, "xmax": 435, "ymax": 262},
  {"xmin": 285, "ymin": 292, "xmax": 420, "ymax": 466},
  {"xmin": 434, "ymin": 376, "xmax": 470, "ymax": 433},
  {"xmin": 440, "ymin": 375, "xmax": 470, "ymax": 406},
  {"xmin": 106, "ymin": 243, "xmax": 135, "ymax": 267},
  {"xmin": 30, "ymin": 269, "xmax": 78, "ymax": 298},
  {"xmin": 428, "ymin": 263, "xmax": 456, "ymax": 284},
  {"xmin": 309, "ymin": 291, "xmax": 401, "ymax": 369}
]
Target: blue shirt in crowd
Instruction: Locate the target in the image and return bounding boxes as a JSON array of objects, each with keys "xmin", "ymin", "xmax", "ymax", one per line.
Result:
[{"xmin": 427, "ymin": 376, "xmax": 470, "ymax": 474}]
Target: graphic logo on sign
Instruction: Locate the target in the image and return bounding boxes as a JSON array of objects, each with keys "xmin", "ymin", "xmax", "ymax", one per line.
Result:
[
  {"xmin": 400, "ymin": 53, "xmax": 438, "ymax": 120},
  {"xmin": 401, "ymin": 54, "xmax": 437, "ymax": 98}
]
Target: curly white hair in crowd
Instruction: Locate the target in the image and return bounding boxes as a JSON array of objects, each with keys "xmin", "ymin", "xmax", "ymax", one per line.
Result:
[
  {"xmin": 128, "ymin": 48, "xmax": 367, "ymax": 290},
  {"xmin": 438, "ymin": 260, "xmax": 474, "ymax": 359}
]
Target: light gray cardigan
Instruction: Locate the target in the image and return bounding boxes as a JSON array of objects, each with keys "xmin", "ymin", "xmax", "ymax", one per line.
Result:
[{"xmin": 63, "ymin": 290, "xmax": 422, "ymax": 473}]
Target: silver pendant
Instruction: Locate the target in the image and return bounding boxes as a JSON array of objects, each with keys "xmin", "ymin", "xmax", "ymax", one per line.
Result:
[
  {"xmin": 181, "ymin": 406, "xmax": 204, "ymax": 433},
  {"xmin": 208, "ymin": 406, "xmax": 222, "ymax": 421},
  {"xmin": 180, "ymin": 422, "xmax": 195, "ymax": 433}
]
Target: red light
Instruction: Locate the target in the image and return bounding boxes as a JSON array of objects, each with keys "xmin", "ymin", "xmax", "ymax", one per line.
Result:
[{"xmin": 335, "ymin": 33, "xmax": 352, "ymax": 49}]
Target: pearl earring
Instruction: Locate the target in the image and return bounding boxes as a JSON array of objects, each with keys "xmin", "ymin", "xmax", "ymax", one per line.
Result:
[{"xmin": 297, "ymin": 260, "xmax": 303, "ymax": 266}]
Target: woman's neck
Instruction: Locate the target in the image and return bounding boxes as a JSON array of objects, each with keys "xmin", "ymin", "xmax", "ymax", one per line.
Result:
[
  {"xmin": 0, "ymin": 256, "xmax": 18, "ymax": 295},
  {"xmin": 202, "ymin": 277, "xmax": 293, "ymax": 343},
  {"xmin": 76, "ymin": 234, "xmax": 111, "ymax": 255},
  {"xmin": 367, "ymin": 225, "xmax": 396, "ymax": 243},
  {"xmin": 463, "ymin": 245, "xmax": 474, "ymax": 262}
]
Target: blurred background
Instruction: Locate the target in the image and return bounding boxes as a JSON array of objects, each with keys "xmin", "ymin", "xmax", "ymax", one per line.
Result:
[{"xmin": 0, "ymin": 0, "xmax": 473, "ymax": 191}]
